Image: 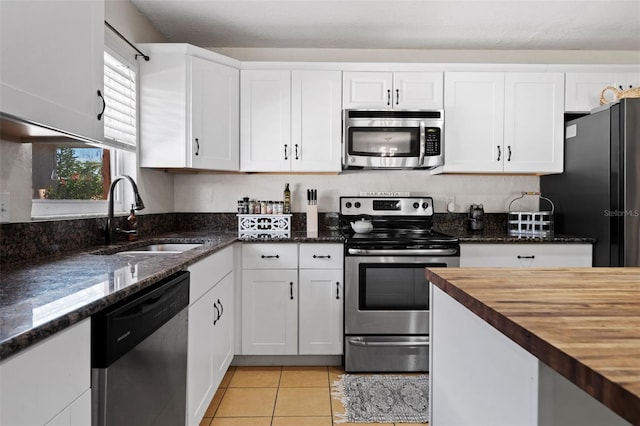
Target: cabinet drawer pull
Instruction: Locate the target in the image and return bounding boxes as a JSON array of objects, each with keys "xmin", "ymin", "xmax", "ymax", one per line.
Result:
[
  {"xmin": 395, "ymin": 88, "xmax": 399, "ymax": 105},
  {"xmin": 386, "ymin": 89, "xmax": 391, "ymax": 106},
  {"xmin": 336, "ymin": 282, "xmax": 340, "ymax": 300},
  {"xmin": 290, "ymin": 282, "xmax": 294, "ymax": 300},
  {"xmin": 284, "ymin": 144, "xmax": 289, "ymax": 160},
  {"xmin": 195, "ymin": 138, "xmax": 200, "ymax": 156},
  {"xmin": 295, "ymin": 143, "xmax": 300, "ymax": 160},
  {"xmin": 312, "ymin": 254, "xmax": 331, "ymax": 259},
  {"xmin": 497, "ymin": 145, "xmax": 502, "ymax": 161},
  {"xmin": 517, "ymin": 255, "xmax": 535, "ymax": 259},
  {"xmin": 261, "ymin": 254, "xmax": 280, "ymax": 259},
  {"xmin": 507, "ymin": 145, "xmax": 512, "ymax": 162}
]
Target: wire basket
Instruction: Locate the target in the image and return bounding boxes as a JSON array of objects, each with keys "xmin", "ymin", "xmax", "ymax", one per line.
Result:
[
  {"xmin": 237, "ymin": 214, "xmax": 292, "ymax": 239},
  {"xmin": 507, "ymin": 192, "xmax": 554, "ymax": 237}
]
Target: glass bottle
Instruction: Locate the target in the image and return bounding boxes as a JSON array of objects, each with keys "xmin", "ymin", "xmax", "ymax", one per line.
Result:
[{"xmin": 283, "ymin": 183, "xmax": 291, "ymax": 214}]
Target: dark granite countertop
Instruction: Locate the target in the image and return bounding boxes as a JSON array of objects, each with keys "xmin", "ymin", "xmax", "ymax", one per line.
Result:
[
  {"xmin": 1, "ymin": 223, "xmax": 592, "ymax": 361},
  {"xmin": 445, "ymin": 228, "xmax": 595, "ymax": 244},
  {"xmin": 0, "ymin": 230, "xmax": 344, "ymax": 361}
]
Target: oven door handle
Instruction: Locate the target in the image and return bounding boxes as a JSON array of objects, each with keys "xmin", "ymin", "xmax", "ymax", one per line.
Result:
[
  {"xmin": 347, "ymin": 248, "xmax": 459, "ymax": 256},
  {"xmin": 347, "ymin": 338, "xmax": 430, "ymax": 347}
]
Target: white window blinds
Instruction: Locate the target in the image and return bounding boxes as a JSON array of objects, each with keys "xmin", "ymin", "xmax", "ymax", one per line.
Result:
[{"xmin": 103, "ymin": 51, "xmax": 137, "ymax": 148}]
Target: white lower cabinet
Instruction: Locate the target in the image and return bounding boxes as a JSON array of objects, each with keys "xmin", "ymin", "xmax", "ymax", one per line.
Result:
[
  {"xmin": 187, "ymin": 246, "xmax": 235, "ymax": 426},
  {"xmin": 242, "ymin": 268, "xmax": 299, "ymax": 354},
  {"xmin": 431, "ymin": 286, "xmax": 539, "ymax": 425},
  {"xmin": 44, "ymin": 390, "xmax": 91, "ymax": 426},
  {"xmin": 460, "ymin": 243, "xmax": 593, "ymax": 267},
  {"xmin": 241, "ymin": 243, "xmax": 344, "ymax": 356},
  {"xmin": 298, "ymin": 244, "xmax": 344, "ymax": 355},
  {"xmin": 431, "ymin": 284, "xmax": 630, "ymax": 426},
  {"xmin": 0, "ymin": 319, "xmax": 91, "ymax": 426}
]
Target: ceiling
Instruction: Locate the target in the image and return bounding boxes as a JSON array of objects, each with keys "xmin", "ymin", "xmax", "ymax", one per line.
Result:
[{"xmin": 130, "ymin": 0, "xmax": 640, "ymax": 51}]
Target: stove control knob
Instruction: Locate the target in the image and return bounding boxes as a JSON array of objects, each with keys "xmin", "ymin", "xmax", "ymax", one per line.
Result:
[
  {"xmin": 422, "ymin": 202, "xmax": 429, "ymax": 209},
  {"xmin": 345, "ymin": 202, "xmax": 352, "ymax": 209},
  {"xmin": 354, "ymin": 202, "xmax": 361, "ymax": 208},
  {"xmin": 413, "ymin": 202, "xmax": 420, "ymax": 209}
]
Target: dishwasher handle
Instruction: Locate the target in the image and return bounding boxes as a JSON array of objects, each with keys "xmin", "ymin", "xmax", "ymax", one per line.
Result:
[{"xmin": 92, "ymin": 271, "xmax": 190, "ymax": 368}]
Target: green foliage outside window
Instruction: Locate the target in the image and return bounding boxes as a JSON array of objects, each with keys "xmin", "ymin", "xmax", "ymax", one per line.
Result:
[{"xmin": 45, "ymin": 147, "xmax": 105, "ymax": 200}]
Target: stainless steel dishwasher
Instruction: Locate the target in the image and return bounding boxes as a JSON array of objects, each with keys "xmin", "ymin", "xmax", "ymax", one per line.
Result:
[{"xmin": 92, "ymin": 271, "xmax": 190, "ymax": 426}]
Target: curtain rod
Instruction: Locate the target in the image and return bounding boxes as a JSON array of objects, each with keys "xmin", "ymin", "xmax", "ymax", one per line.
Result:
[{"xmin": 104, "ymin": 21, "xmax": 150, "ymax": 61}]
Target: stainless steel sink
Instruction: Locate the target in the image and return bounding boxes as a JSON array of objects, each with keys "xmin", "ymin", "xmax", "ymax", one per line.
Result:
[{"xmin": 117, "ymin": 243, "xmax": 203, "ymax": 254}]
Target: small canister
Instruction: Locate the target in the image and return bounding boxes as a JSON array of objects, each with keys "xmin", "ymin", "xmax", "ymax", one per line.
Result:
[{"xmin": 467, "ymin": 204, "xmax": 485, "ymax": 231}]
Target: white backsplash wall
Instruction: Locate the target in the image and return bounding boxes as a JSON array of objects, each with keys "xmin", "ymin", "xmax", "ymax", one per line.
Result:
[{"xmin": 174, "ymin": 171, "xmax": 540, "ymax": 214}]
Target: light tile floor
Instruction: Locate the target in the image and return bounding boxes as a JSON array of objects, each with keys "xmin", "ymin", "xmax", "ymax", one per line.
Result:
[{"xmin": 199, "ymin": 365, "xmax": 428, "ymax": 426}]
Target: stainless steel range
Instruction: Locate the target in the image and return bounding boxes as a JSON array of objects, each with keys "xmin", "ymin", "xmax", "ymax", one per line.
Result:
[{"xmin": 340, "ymin": 196, "xmax": 459, "ymax": 372}]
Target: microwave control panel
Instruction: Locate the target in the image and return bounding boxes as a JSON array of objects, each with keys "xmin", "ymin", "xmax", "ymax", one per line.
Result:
[{"xmin": 425, "ymin": 128, "xmax": 441, "ymax": 156}]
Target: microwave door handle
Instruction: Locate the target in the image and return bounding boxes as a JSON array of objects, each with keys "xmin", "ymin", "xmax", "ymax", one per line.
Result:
[{"xmin": 418, "ymin": 121, "xmax": 426, "ymax": 166}]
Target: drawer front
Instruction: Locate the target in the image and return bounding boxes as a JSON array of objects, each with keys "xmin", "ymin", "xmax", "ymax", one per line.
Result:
[
  {"xmin": 242, "ymin": 243, "xmax": 298, "ymax": 269},
  {"xmin": 460, "ymin": 244, "xmax": 592, "ymax": 267},
  {"xmin": 189, "ymin": 245, "xmax": 234, "ymax": 304},
  {"xmin": 299, "ymin": 244, "xmax": 344, "ymax": 269}
]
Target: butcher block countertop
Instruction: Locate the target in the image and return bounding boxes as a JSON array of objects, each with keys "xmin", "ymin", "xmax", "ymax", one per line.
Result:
[{"xmin": 426, "ymin": 267, "xmax": 640, "ymax": 425}]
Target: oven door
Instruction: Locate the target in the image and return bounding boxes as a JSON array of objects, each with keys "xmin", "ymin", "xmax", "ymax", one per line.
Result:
[{"xmin": 344, "ymin": 255, "xmax": 455, "ymax": 335}]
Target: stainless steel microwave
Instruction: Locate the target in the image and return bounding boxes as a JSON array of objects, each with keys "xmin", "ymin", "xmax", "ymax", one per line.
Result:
[{"xmin": 343, "ymin": 109, "xmax": 444, "ymax": 170}]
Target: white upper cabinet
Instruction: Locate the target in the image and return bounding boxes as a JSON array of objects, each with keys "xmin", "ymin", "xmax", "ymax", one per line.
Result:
[
  {"xmin": 139, "ymin": 44, "xmax": 240, "ymax": 171},
  {"xmin": 503, "ymin": 72, "xmax": 564, "ymax": 174},
  {"xmin": 444, "ymin": 72, "xmax": 564, "ymax": 174},
  {"xmin": 343, "ymin": 71, "xmax": 443, "ymax": 109},
  {"xmin": 240, "ymin": 69, "xmax": 341, "ymax": 172},
  {"xmin": 190, "ymin": 57, "xmax": 240, "ymax": 170},
  {"xmin": 291, "ymin": 70, "xmax": 342, "ymax": 172},
  {"xmin": 240, "ymin": 70, "xmax": 291, "ymax": 171},
  {"xmin": 565, "ymin": 71, "xmax": 640, "ymax": 112},
  {"xmin": 0, "ymin": 0, "xmax": 104, "ymax": 141},
  {"xmin": 444, "ymin": 72, "xmax": 505, "ymax": 172}
]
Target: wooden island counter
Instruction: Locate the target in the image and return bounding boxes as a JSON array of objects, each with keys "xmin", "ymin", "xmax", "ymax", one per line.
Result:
[{"xmin": 426, "ymin": 267, "xmax": 640, "ymax": 426}]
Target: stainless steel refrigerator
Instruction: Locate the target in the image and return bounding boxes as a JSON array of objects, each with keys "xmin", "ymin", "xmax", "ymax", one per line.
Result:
[{"xmin": 540, "ymin": 98, "xmax": 640, "ymax": 267}]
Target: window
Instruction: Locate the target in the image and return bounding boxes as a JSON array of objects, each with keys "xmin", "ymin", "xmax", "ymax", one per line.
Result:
[
  {"xmin": 31, "ymin": 41, "xmax": 138, "ymax": 218},
  {"xmin": 104, "ymin": 51, "xmax": 137, "ymax": 147}
]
